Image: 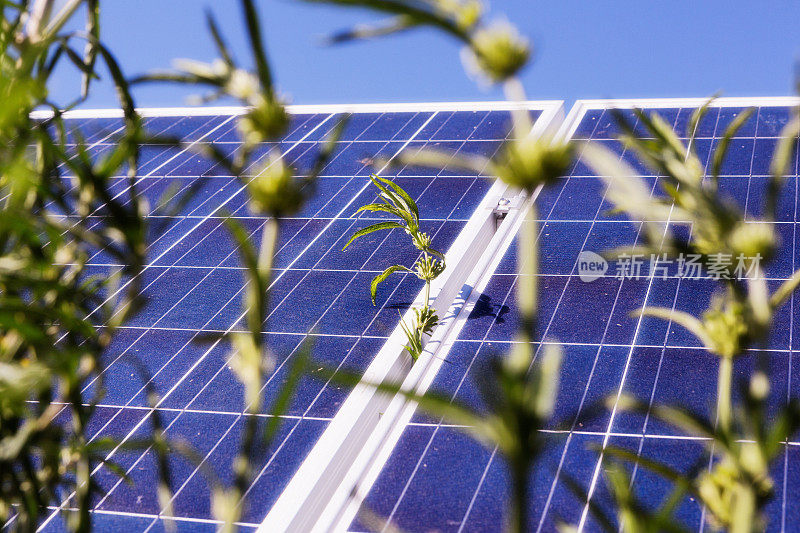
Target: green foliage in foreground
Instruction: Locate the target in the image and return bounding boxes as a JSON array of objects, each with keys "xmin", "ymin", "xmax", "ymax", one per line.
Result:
[
  {"xmin": 0, "ymin": 1, "xmax": 152, "ymax": 530},
  {"xmin": 135, "ymin": 1, "xmax": 347, "ymax": 529},
  {"xmin": 580, "ymin": 101, "xmax": 800, "ymax": 532},
  {"xmin": 320, "ymin": 2, "xmax": 800, "ymax": 532},
  {"xmin": 0, "ymin": 0, "xmax": 341, "ymax": 530}
]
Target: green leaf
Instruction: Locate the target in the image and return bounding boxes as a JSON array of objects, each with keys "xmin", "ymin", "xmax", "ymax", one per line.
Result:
[
  {"xmin": 367, "ymin": 176, "xmax": 412, "ymax": 223},
  {"xmin": 355, "ymin": 202, "xmax": 403, "ymax": 216},
  {"xmin": 300, "ymin": 0, "xmax": 472, "ymax": 44},
  {"xmin": 94, "ymin": 41, "xmax": 139, "ymax": 127},
  {"xmin": 395, "ymin": 147, "xmax": 491, "ymax": 175},
  {"xmin": 770, "ymin": 268, "xmax": 800, "ymax": 309},
  {"xmin": 240, "ymin": 0, "xmax": 273, "ymax": 92},
  {"xmin": 130, "ymin": 71, "xmax": 206, "ymax": 86},
  {"xmin": 372, "ymin": 173, "xmax": 419, "ymax": 223},
  {"xmin": 264, "ymin": 341, "xmax": 311, "ymax": 445},
  {"xmin": 312, "ymin": 359, "xmax": 493, "ymax": 438},
  {"xmin": 399, "ymin": 314, "xmax": 421, "ymax": 359},
  {"xmin": 711, "ymin": 107, "xmax": 756, "ymax": 181},
  {"xmin": 581, "ymin": 141, "xmax": 672, "ymax": 246},
  {"xmin": 426, "ymin": 246, "xmax": 446, "ymax": 263},
  {"xmin": 98, "ymin": 458, "xmax": 132, "ymax": 485},
  {"xmin": 222, "ymin": 214, "xmax": 269, "ymax": 333},
  {"xmin": 614, "ymin": 394, "xmax": 718, "ymax": 443},
  {"xmin": 767, "ymin": 117, "xmax": 800, "ymax": 220},
  {"xmin": 61, "ymin": 45, "xmax": 94, "ymax": 77},
  {"xmin": 355, "ymin": 203, "xmax": 414, "ymax": 227},
  {"xmin": 365, "ymin": 173, "xmax": 402, "ymax": 207},
  {"xmin": 532, "ymin": 343, "xmax": 562, "ymax": 419},
  {"xmin": 599, "ymin": 445, "xmax": 698, "ymax": 499},
  {"xmin": 81, "ymin": 0, "xmax": 100, "ymax": 98},
  {"xmin": 368, "ymin": 174, "xmax": 416, "ymax": 221},
  {"xmin": 222, "ymin": 216, "xmax": 259, "ymax": 277},
  {"xmin": 762, "ymin": 402, "xmax": 799, "ymax": 459},
  {"xmin": 645, "ymin": 110, "xmax": 689, "ymax": 162},
  {"xmin": 206, "ymin": 8, "xmax": 234, "ymax": 66},
  {"xmin": 633, "ymin": 307, "xmax": 713, "ymax": 350},
  {"xmin": 558, "ymin": 473, "xmax": 617, "ymax": 533},
  {"xmin": 747, "ymin": 274, "xmax": 771, "ymax": 331},
  {"xmin": 341, "ymin": 221, "xmax": 404, "ymax": 250},
  {"xmin": 326, "ymin": 15, "xmax": 414, "ymax": 44},
  {"xmin": 370, "ymin": 264, "xmax": 411, "ymax": 304},
  {"xmin": 308, "ymin": 113, "xmax": 350, "ymax": 180},
  {"xmin": 687, "ymin": 96, "xmax": 718, "ymax": 145}
]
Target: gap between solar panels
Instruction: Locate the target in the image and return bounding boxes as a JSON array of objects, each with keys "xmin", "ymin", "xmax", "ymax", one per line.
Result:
[{"xmin": 260, "ymin": 102, "xmax": 565, "ymax": 532}]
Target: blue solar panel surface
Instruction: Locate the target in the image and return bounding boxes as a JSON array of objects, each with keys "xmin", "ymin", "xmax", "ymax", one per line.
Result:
[
  {"xmin": 37, "ymin": 107, "xmax": 545, "ymax": 531},
  {"xmin": 353, "ymin": 105, "xmax": 800, "ymax": 531}
]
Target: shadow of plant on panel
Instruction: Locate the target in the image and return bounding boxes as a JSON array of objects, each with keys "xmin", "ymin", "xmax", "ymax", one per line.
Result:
[{"xmin": 470, "ymin": 293, "xmax": 512, "ymax": 324}]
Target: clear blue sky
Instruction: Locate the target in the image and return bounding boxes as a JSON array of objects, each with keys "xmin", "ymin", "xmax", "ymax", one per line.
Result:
[{"xmin": 51, "ymin": 1, "xmax": 800, "ymax": 110}]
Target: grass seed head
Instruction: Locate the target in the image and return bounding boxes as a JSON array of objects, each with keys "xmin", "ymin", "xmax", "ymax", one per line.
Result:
[
  {"xmin": 494, "ymin": 137, "xmax": 573, "ymax": 192},
  {"xmin": 247, "ymin": 154, "xmax": 303, "ymax": 216},
  {"xmin": 466, "ymin": 20, "xmax": 530, "ymax": 83},
  {"xmin": 728, "ymin": 221, "xmax": 777, "ymax": 263},
  {"xmin": 238, "ymin": 94, "xmax": 290, "ymax": 145}
]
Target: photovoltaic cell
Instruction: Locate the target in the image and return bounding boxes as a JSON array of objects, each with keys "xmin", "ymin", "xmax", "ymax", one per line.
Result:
[
  {"xmin": 352, "ymin": 104, "xmax": 800, "ymax": 531},
  {"xmin": 35, "ymin": 106, "xmax": 544, "ymax": 531}
]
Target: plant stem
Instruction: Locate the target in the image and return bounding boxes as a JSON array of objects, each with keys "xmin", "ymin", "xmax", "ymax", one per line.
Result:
[
  {"xmin": 508, "ymin": 457, "xmax": 530, "ymax": 533},
  {"xmin": 234, "ymin": 217, "xmax": 280, "ymax": 511},
  {"xmin": 730, "ymin": 483, "xmax": 756, "ymax": 533},
  {"xmin": 717, "ymin": 354, "xmax": 733, "ymax": 434},
  {"xmin": 240, "ymin": 0, "xmax": 273, "ymax": 91},
  {"xmin": 258, "ymin": 218, "xmax": 279, "ymax": 289},
  {"xmin": 506, "ymin": 205, "xmax": 538, "ymax": 532},
  {"xmin": 517, "ymin": 204, "xmax": 538, "ymax": 345},
  {"xmin": 243, "ymin": 217, "xmax": 278, "ymax": 335},
  {"xmin": 39, "ymin": 0, "xmax": 84, "ymax": 40},
  {"xmin": 27, "ymin": 0, "xmax": 54, "ymax": 39},
  {"xmin": 68, "ymin": 384, "xmax": 91, "ymax": 533},
  {"xmin": 423, "ymin": 249, "xmax": 431, "ymax": 310},
  {"xmin": 502, "ymin": 77, "xmax": 532, "ymax": 138}
]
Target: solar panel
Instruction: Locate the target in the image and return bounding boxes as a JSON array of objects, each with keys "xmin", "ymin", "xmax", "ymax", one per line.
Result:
[
  {"xmin": 34, "ymin": 102, "xmax": 563, "ymax": 531},
  {"xmin": 336, "ymin": 99, "xmax": 800, "ymax": 532},
  {"xmin": 32, "ymin": 98, "xmax": 800, "ymax": 531}
]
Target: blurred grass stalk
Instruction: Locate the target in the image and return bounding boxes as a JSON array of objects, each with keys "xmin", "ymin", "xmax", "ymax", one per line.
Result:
[
  {"xmin": 305, "ymin": 2, "xmax": 577, "ymax": 531},
  {"xmin": 132, "ymin": 2, "xmax": 354, "ymax": 529},
  {"xmin": 0, "ymin": 0, "xmax": 158, "ymax": 530}
]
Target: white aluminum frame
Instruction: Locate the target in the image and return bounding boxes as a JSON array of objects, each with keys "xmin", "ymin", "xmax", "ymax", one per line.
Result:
[
  {"xmin": 29, "ymin": 100, "xmax": 564, "ymax": 119},
  {"xmin": 561, "ymin": 96, "xmax": 800, "ymax": 141}
]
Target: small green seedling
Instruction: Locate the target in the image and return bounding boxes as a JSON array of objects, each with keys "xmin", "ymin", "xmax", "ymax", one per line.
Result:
[{"xmin": 343, "ymin": 174, "xmax": 446, "ymax": 360}]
